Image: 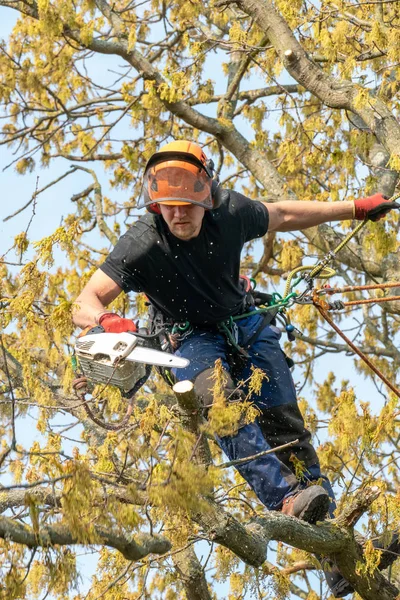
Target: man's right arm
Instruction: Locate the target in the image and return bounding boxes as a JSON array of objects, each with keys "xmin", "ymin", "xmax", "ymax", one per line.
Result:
[{"xmin": 72, "ymin": 269, "xmax": 123, "ymax": 329}]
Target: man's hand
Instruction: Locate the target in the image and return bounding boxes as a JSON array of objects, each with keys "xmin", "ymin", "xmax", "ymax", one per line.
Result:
[
  {"xmin": 99, "ymin": 313, "xmax": 137, "ymax": 333},
  {"xmin": 354, "ymin": 193, "xmax": 398, "ymax": 221}
]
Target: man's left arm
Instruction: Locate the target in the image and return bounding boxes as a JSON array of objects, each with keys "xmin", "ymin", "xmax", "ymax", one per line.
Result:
[{"xmin": 265, "ymin": 194, "xmax": 397, "ymax": 232}]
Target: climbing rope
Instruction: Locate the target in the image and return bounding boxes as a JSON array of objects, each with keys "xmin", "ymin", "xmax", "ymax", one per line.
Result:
[
  {"xmin": 316, "ymin": 282, "xmax": 400, "ymax": 309},
  {"xmin": 71, "ymin": 354, "xmax": 150, "ymax": 431},
  {"xmin": 280, "ymin": 190, "xmax": 400, "ymax": 396},
  {"xmin": 72, "ymin": 374, "xmax": 138, "ymax": 431},
  {"xmin": 318, "ymin": 281, "xmax": 400, "ymax": 295},
  {"xmin": 312, "ymin": 294, "xmax": 400, "ymax": 399}
]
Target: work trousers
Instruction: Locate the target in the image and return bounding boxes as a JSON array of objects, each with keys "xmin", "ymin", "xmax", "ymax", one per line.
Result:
[{"xmin": 172, "ymin": 313, "xmax": 335, "ymax": 513}]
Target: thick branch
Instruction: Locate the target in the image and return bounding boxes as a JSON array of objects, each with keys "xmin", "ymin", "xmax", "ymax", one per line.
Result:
[
  {"xmin": 334, "ymin": 486, "xmax": 381, "ymax": 528},
  {"xmin": 0, "ymin": 482, "xmax": 146, "ymax": 514},
  {"xmin": 173, "ymin": 380, "xmax": 213, "ymax": 467},
  {"xmin": 0, "ymin": 488, "xmax": 59, "ymax": 513},
  {"xmin": 250, "ymin": 512, "xmax": 398, "ymax": 600},
  {"xmin": 235, "ymin": 0, "xmax": 400, "ymax": 158},
  {"xmin": 72, "ymin": 4, "xmax": 291, "ymax": 199},
  {"xmin": 172, "ymin": 545, "xmax": 213, "ymax": 600},
  {"xmin": 73, "ymin": 166, "xmax": 118, "ymax": 245},
  {"xmin": 0, "ymin": 516, "xmax": 171, "ymax": 560}
]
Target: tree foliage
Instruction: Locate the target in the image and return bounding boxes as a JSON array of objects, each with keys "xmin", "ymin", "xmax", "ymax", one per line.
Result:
[{"xmin": 0, "ymin": 0, "xmax": 400, "ymax": 598}]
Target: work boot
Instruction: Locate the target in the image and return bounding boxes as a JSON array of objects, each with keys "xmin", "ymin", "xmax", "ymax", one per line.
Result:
[
  {"xmin": 281, "ymin": 485, "xmax": 330, "ymax": 524},
  {"xmin": 321, "ymin": 562, "xmax": 354, "ymax": 598},
  {"xmin": 322, "ymin": 532, "xmax": 400, "ymax": 598},
  {"xmin": 376, "ymin": 532, "xmax": 399, "ymax": 570}
]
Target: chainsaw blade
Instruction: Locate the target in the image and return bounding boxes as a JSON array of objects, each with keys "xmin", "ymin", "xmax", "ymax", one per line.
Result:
[{"xmin": 125, "ymin": 346, "xmax": 188, "ymax": 368}]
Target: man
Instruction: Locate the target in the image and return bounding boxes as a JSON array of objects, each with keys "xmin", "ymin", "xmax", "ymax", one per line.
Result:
[{"xmin": 72, "ymin": 140, "xmax": 397, "ymax": 597}]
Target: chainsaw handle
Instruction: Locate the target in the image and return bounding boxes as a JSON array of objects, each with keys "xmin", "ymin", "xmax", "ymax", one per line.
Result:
[
  {"xmin": 78, "ymin": 325, "xmax": 164, "ymax": 340},
  {"xmin": 78, "ymin": 325, "xmax": 105, "ymax": 337}
]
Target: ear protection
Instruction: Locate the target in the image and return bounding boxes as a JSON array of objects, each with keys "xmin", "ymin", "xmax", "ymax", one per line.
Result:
[
  {"xmin": 211, "ymin": 179, "xmax": 224, "ymax": 209},
  {"xmin": 147, "ymin": 202, "xmax": 161, "ymax": 215}
]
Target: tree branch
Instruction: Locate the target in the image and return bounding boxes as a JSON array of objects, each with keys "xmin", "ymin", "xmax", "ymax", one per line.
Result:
[
  {"xmin": 0, "ymin": 516, "xmax": 171, "ymax": 560},
  {"xmin": 235, "ymin": 0, "xmax": 400, "ymax": 160},
  {"xmin": 72, "ymin": 166, "xmax": 118, "ymax": 245},
  {"xmin": 172, "ymin": 545, "xmax": 213, "ymax": 600},
  {"xmin": 173, "ymin": 380, "xmax": 213, "ymax": 467},
  {"xmin": 66, "ymin": 2, "xmax": 292, "ymax": 199}
]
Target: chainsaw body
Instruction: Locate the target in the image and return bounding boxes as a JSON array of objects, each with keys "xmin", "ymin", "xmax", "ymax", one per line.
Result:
[{"xmin": 74, "ymin": 330, "xmax": 189, "ymax": 393}]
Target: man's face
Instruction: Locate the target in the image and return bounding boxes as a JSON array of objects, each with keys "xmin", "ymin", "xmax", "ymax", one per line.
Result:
[{"xmin": 158, "ymin": 203, "xmax": 205, "ymax": 240}]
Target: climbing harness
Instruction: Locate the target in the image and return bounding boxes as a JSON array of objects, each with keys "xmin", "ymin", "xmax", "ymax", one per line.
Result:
[{"xmin": 71, "ymin": 192, "xmax": 400, "ymax": 426}]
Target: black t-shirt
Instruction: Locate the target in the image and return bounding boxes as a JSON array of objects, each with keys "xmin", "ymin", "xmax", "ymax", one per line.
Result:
[{"xmin": 100, "ymin": 191, "xmax": 269, "ymax": 324}]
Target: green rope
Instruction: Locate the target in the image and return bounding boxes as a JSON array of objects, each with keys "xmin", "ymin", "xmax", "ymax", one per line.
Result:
[
  {"xmin": 217, "ymin": 318, "xmax": 248, "ymax": 355},
  {"xmin": 231, "ymin": 292, "xmax": 298, "ymax": 320},
  {"xmin": 71, "ymin": 354, "xmax": 79, "ymax": 373},
  {"xmin": 171, "ymin": 321, "xmax": 191, "ymax": 334}
]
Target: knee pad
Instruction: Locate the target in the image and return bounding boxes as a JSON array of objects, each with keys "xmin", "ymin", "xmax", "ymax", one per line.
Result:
[{"xmin": 258, "ymin": 403, "xmax": 318, "ymax": 468}]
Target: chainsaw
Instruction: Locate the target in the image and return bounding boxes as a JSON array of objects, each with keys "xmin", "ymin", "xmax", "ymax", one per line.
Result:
[{"xmin": 74, "ymin": 326, "xmax": 189, "ymax": 395}]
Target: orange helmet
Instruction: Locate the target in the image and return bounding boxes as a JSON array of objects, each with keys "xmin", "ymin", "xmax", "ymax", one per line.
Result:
[{"xmin": 139, "ymin": 141, "xmax": 215, "ymax": 212}]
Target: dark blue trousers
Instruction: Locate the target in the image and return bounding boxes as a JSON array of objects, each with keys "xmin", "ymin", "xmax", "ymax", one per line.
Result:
[{"xmin": 172, "ymin": 313, "xmax": 335, "ymax": 513}]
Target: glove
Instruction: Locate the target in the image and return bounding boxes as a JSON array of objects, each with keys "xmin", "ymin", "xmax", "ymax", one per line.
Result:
[
  {"xmin": 98, "ymin": 313, "xmax": 137, "ymax": 333},
  {"xmin": 354, "ymin": 193, "xmax": 397, "ymax": 221}
]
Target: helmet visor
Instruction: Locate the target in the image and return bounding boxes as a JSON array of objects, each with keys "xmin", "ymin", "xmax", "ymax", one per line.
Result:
[{"xmin": 139, "ymin": 161, "xmax": 213, "ymax": 210}]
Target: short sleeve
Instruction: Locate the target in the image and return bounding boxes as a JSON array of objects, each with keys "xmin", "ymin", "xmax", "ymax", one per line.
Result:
[
  {"xmin": 100, "ymin": 230, "xmax": 142, "ymax": 293},
  {"xmin": 227, "ymin": 192, "xmax": 269, "ymax": 242}
]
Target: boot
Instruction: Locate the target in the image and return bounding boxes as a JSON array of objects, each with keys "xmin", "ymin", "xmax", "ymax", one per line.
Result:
[
  {"xmin": 376, "ymin": 532, "xmax": 399, "ymax": 571},
  {"xmin": 321, "ymin": 561, "xmax": 354, "ymax": 598},
  {"xmin": 281, "ymin": 485, "xmax": 330, "ymax": 524}
]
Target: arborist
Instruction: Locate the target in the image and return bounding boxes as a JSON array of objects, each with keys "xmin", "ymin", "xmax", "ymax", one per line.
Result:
[{"xmin": 72, "ymin": 140, "xmax": 397, "ymax": 597}]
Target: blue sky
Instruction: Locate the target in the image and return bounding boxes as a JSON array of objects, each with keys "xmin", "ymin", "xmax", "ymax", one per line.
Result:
[{"xmin": 0, "ymin": 5, "xmax": 396, "ymax": 599}]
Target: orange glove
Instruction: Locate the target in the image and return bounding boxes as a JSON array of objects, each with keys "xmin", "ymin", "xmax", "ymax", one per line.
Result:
[
  {"xmin": 354, "ymin": 193, "xmax": 397, "ymax": 221},
  {"xmin": 99, "ymin": 313, "xmax": 137, "ymax": 333}
]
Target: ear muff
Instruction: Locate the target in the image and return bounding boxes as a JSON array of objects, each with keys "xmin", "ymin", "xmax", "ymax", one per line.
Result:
[
  {"xmin": 147, "ymin": 202, "xmax": 161, "ymax": 214},
  {"xmin": 209, "ymin": 159, "xmax": 229, "ymax": 209},
  {"xmin": 211, "ymin": 179, "xmax": 229, "ymax": 209},
  {"xmin": 146, "ymin": 176, "xmax": 161, "ymax": 213}
]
